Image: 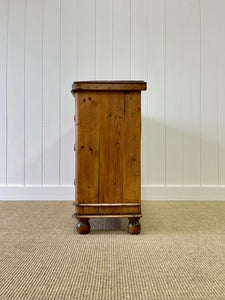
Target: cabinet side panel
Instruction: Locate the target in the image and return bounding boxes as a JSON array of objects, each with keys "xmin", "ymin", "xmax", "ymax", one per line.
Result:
[
  {"xmin": 99, "ymin": 92, "xmax": 124, "ymax": 215},
  {"xmin": 123, "ymin": 92, "xmax": 141, "ymax": 215},
  {"xmin": 75, "ymin": 92, "xmax": 100, "ymax": 215}
]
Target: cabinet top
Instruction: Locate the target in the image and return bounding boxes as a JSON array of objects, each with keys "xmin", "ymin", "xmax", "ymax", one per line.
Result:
[{"xmin": 71, "ymin": 81, "xmax": 147, "ymax": 93}]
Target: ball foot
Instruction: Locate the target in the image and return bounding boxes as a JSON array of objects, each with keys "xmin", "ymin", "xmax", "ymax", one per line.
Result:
[
  {"xmin": 128, "ymin": 217, "xmax": 141, "ymax": 234},
  {"xmin": 76, "ymin": 218, "xmax": 91, "ymax": 234}
]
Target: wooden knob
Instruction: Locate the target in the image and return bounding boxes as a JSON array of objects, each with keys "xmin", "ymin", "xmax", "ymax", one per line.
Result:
[
  {"xmin": 74, "ymin": 144, "xmax": 76, "ymax": 151},
  {"xmin": 74, "ymin": 179, "xmax": 76, "ymax": 186}
]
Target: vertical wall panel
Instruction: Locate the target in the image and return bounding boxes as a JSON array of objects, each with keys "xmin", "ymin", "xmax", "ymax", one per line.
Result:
[
  {"xmin": 43, "ymin": 0, "xmax": 60, "ymax": 185},
  {"xmin": 0, "ymin": 0, "xmax": 225, "ymax": 195},
  {"xmin": 201, "ymin": 0, "xmax": 219, "ymax": 185},
  {"xmin": 7, "ymin": 0, "xmax": 26, "ymax": 185},
  {"xmin": 131, "ymin": 0, "xmax": 148, "ymax": 184},
  {"xmin": 96, "ymin": 0, "xmax": 113, "ymax": 79},
  {"xmin": 60, "ymin": 0, "xmax": 77, "ymax": 185},
  {"xmin": 131, "ymin": 0, "xmax": 147, "ymax": 80},
  {"xmin": 113, "ymin": 0, "xmax": 130, "ymax": 79},
  {"xmin": 165, "ymin": 0, "xmax": 183, "ymax": 185},
  {"xmin": 25, "ymin": 0, "xmax": 43, "ymax": 185},
  {"xmin": 77, "ymin": 0, "xmax": 95, "ymax": 80},
  {"xmin": 0, "ymin": 0, "xmax": 8, "ymax": 185},
  {"xmin": 218, "ymin": 0, "xmax": 225, "ymax": 185},
  {"xmin": 183, "ymin": 0, "xmax": 201, "ymax": 185},
  {"xmin": 148, "ymin": 0, "xmax": 166, "ymax": 185}
]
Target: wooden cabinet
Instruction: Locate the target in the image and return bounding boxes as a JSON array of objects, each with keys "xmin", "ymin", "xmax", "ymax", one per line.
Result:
[{"xmin": 71, "ymin": 81, "xmax": 147, "ymax": 234}]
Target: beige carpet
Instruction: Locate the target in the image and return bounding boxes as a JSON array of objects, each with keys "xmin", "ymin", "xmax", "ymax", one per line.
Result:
[{"xmin": 0, "ymin": 201, "xmax": 225, "ymax": 300}]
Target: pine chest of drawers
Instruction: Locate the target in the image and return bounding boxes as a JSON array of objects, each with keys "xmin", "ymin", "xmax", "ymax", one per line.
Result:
[{"xmin": 71, "ymin": 81, "xmax": 147, "ymax": 234}]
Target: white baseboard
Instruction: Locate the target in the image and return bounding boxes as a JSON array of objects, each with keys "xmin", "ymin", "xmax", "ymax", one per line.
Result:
[
  {"xmin": 0, "ymin": 186, "xmax": 74, "ymax": 201},
  {"xmin": 0, "ymin": 185, "xmax": 225, "ymax": 201},
  {"xmin": 142, "ymin": 186, "xmax": 225, "ymax": 200}
]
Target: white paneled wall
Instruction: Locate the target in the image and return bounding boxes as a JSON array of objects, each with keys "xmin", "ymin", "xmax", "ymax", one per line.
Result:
[{"xmin": 1, "ymin": 0, "xmax": 225, "ymax": 200}]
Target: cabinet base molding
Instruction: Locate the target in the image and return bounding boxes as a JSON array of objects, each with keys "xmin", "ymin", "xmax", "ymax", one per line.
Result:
[
  {"xmin": 74, "ymin": 203, "xmax": 141, "ymax": 207},
  {"xmin": 75, "ymin": 214, "xmax": 142, "ymax": 218}
]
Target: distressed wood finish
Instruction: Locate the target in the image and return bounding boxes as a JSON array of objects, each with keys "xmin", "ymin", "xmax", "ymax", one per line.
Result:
[
  {"xmin": 72, "ymin": 81, "xmax": 147, "ymax": 92},
  {"xmin": 72, "ymin": 81, "xmax": 147, "ymax": 234},
  {"xmin": 99, "ymin": 92, "xmax": 124, "ymax": 215},
  {"xmin": 123, "ymin": 91, "xmax": 141, "ymax": 215},
  {"xmin": 75, "ymin": 92, "xmax": 100, "ymax": 216}
]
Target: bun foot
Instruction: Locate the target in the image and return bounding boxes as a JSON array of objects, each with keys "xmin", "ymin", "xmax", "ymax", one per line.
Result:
[
  {"xmin": 128, "ymin": 217, "xmax": 141, "ymax": 234},
  {"xmin": 76, "ymin": 218, "xmax": 91, "ymax": 234}
]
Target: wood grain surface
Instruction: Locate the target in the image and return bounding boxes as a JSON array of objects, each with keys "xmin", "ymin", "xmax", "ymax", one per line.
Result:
[
  {"xmin": 72, "ymin": 81, "xmax": 146, "ymax": 92},
  {"xmin": 73, "ymin": 82, "xmax": 145, "ymax": 218},
  {"xmin": 75, "ymin": 92, "xmax": 100, "ymax": 215}
]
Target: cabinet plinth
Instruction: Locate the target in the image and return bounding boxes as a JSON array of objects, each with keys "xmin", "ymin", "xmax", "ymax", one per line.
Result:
[{"xmin": 71, "ymin": 81, "xmax": 147, "ymax": 234}]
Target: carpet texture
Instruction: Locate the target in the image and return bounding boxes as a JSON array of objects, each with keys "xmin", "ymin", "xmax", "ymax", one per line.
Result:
[{"xmin": 0, "ymin": 201, "xmax": 225, "ymax": 300}]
